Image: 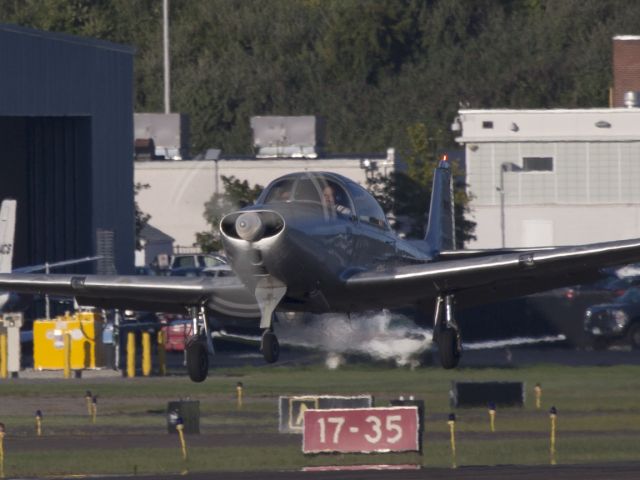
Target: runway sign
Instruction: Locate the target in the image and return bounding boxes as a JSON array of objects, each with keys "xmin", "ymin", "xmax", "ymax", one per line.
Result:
[
  {"xmin": 450, "ymin": 381, "xmax": 524, "ymax": 407},
  {"xmin": 278, "ymin": 395, "xmax": 373, "ymax": 433},
  {"xmin": 302, "ymin": 407, "xmax": 419, "ymax": 454}
]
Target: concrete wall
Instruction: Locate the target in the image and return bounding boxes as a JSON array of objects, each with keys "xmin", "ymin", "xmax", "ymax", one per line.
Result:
[
  {"xmin": 471, "ymin": 204, "xmax": 640, "ymax": 248},
  {"xmin": 456, "ymin": 109, "xmax": 640, "ymax": 248}
]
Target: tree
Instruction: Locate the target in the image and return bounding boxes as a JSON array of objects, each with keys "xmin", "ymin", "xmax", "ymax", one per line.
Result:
[
  {"xmin": 195, "ymin": 176, "xmax": 263, "ymax": 253},
  {"xmin": 366, "ymin": 122, "xmax": 475, "ymax": 247},
  {"xmin": 134, "ymin": 182, "xmax": 151, "ymax": 250}
]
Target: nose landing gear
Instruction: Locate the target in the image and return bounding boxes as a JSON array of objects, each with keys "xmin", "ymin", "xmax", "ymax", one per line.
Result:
[{"xmin": 255, "ymin": 276, "xmax": 286, "ymax": 364}]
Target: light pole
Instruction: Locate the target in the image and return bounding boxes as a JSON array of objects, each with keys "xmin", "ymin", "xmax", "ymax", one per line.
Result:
[
  {"xmin": 163, "ymin": 0, "xmax": 171, "ymax": 114},
  {"xmin": 499, "ymin": 164, "xmax": 506, "ymax": 248},
  {"xmin": 497, "ymin": 162, "xmax": 520, "ymax": 248}
]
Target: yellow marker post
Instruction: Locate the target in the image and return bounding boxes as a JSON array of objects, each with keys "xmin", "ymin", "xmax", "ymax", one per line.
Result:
[
  {"xmin": 63, "ymin": 332, "xmax": 71, "ymax": 379},
  {"xmin": 91, "ymin": 396, "xmax": 98, "ymax": 424},
  {"xmin": 447, "ymin": 413, "xmax": 457, "ymax": 469},
  {"xmin": 85, "ymin": 391, "xmax": 93, "ymax": 417},
  {"xmin": 488, "ymin": 402, "xmax": 496, "ymax": 432},
  {"xmin": 0, "ymin": 333, "xmax": 7, "ymax": 379},
  {"xmin": 35, "ymin": 410, "xmax": 42, "ymax": 436},
  {"xmin": 142, "ymin": 331, "xmax": 151, "ymax": 377},
  {"xmin": 176, "ymin": 420, "xmax": 187, "ymax": 461},
  {"xmin": 549, "ymin": 406, "xmax": 557, "ymax": 465},
  {"xmin": 157, "ymin": 330, "xmax": 166, "ymax": 376},
  {"xmin": 127, "ymin": 331, "xmax": 136, "ymax": 378},
  {"xmin": 0, "ymin": 422, "xmax": 5, "ymax": 479},
  {"xmin": 535, "ymin": 383, "xmax": 542, "ymax": 409},
  {"xmin": 236, "ymin": 382, "xmax": 243, "ymax": 409}
]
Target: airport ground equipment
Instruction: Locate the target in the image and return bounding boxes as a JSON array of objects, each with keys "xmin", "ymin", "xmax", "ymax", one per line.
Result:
[
  {"xmin": 167, "ymin": 400, "xmax": 200, "ymax": 434},
  {"xmin": 0, "ymin": 313, "xmax": 22, "ymax": 376},
  {"xmin": 33, "ymin": 311, "xmax": 105, "ymax": 370},
  {"xmin": 449, "ymin": 381, "xmax": 524, "ymax": 408}
]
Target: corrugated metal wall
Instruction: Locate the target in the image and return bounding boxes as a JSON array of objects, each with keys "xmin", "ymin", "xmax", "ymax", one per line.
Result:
[{"xmin": 0, "ymin": 24, "xmax": 134, "ymax": 273}]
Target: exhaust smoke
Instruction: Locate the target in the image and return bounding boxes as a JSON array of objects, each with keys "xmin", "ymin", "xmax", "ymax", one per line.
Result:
[{"xmin": 276, "ymin": 310, "xmax": 433, "ymax": 368}]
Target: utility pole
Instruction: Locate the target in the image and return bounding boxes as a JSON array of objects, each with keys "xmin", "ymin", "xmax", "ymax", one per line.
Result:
[{"xmin": 163, "ymin": 0, "xmax": 171, "ymax": 114}]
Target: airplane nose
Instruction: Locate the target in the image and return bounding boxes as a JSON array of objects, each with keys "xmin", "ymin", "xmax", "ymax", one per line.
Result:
[{"xmin": 235, "ymin": 212, "xmax": 265, "ymax": 242}]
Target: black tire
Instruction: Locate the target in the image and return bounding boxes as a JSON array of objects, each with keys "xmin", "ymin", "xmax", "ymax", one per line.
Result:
[
  {"xmin": 627, "ymin": 323, "xmax": 640, "ymax": 350},
  {"xmin": 261, "ymin": 331, "xmax": 280, "ymax": 364},
  {"xmin": 186, "ymin": 337, "xmax": 208, "ymax": 383},
  {"xmin": 438, "ymin": 328, "xmax": 461, "ymax": 369}
]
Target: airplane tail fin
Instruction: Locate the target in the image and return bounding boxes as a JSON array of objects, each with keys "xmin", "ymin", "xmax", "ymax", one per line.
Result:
[
  {"xmin": 424, "ymin": 158, "xmax": 455, "ymax": 255},
  {"xmin": 0, "ymin": 199, "xmax": 17, "ymax": 274}
]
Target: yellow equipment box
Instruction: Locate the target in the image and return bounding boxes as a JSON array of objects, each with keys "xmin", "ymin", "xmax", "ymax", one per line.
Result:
[{"xmin": 33, "ymin": 311, "xmax": 105, "ymax": 370}]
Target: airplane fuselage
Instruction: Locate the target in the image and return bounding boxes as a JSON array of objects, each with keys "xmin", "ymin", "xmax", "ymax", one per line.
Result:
[{"xmin": 221, "ymin": 172, "xmax": 432, "ymax": 314}]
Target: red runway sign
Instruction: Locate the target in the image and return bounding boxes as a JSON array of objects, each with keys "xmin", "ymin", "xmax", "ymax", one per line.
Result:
[{"xmin": 302, "ymin": 407, "xmax": 419, "ymax": 454}]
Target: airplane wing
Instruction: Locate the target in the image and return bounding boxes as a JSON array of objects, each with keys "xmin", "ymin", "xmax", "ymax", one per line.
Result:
[
  {"xmin": 0, "ymin": 273, "xmax": 261, "ymax": 318},
  {"xmin": 345, "ymin": 238, "xmax": 640, "ymax": 309}
]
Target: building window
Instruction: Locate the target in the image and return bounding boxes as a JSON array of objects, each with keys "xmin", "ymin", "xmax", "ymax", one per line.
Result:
[
  {"xmin": 482, "ymin": 121, "xmax": 494, "ymax": 129},
  {"xmin": 522, "ymin": 156, "xmax": 553, "ymax": 172}
]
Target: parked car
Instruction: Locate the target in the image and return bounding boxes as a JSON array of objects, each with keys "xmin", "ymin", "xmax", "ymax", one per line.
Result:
[
  {"xmin": 584, "ymin": 287, "xmax": 640, "ymax": 349},
  {"xmin": 170, "ymin": 253, "xmax": 227, "ymax": 270},
  {"xmin": 554, "ymin": 274, "xmax": 640, "ymax": 304},
  {"xmin": 169, "ymin": 264, "xmax": 235, "ymax": 278}
]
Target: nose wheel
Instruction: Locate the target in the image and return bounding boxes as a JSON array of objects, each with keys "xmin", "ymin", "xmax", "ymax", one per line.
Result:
[{"xmin": 261, "ymin": 330, "xmax": 280, "ymax": 363}]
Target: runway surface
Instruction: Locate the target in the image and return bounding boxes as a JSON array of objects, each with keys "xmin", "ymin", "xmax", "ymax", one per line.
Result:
[{"xmin": 34, "ymin": 462, "xmax": 640, "ymax": 479}]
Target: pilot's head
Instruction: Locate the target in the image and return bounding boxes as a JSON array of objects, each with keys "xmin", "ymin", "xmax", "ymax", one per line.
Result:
[{"xmin": 323, "ymin": 185, "xmax": 336, "ymax": 206}]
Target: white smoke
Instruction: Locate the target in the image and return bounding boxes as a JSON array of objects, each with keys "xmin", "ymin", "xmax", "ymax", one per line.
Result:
[
  {"xmin": 276, "ymin": 310, "xmax": 433, "ymax": 368},
  {"xmin": 463, "ymin": 335, "xmax": 566, "ymax": 350},
  {"xmin": 275, "ymin": 311, "xmax": 566, "ymax": 369}
]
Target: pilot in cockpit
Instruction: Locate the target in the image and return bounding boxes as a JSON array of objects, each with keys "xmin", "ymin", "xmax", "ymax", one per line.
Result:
[{"xmin": 322, "ymin": 185, "xmax": 352, "ymax": 217}]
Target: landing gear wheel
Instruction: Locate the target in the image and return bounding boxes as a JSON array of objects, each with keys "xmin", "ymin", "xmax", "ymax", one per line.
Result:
[
  {"xmin": 261, "ymin": 331, "xmax": 280, "ymax": 363},
  {"xmin": 186, "ymin": 337, "xmax": 209, "ymax": 382},
  {"xmin": 438, "ymin": 328, "xmax": 461, "ymax": 369},
  {"xmin": 627, "ymin": 324, "xmax": 640, "ymax": 350}
]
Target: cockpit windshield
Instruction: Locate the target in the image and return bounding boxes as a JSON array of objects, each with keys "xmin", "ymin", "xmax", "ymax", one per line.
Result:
[
  {"xmin": 262, "ymin": 174, "xmax": 354, "ymax": 218},
  {"xmin": 263, "ymin": 178, "xmax": 296, "ymax": 203}
]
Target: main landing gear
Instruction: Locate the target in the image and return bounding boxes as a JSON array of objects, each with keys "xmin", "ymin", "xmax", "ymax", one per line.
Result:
[
  {"xmin": 185, "ymin": 306, "xmax": 214, "ymax": 383},
  {"xmin": 433, "ymin": 295, "xmax": 462, "ymax": 369}
]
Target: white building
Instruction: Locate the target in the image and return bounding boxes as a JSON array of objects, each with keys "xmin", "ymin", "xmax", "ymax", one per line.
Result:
[{"xmin": 455, "ymin": 108, "xmax": 640, "ymax": 248}]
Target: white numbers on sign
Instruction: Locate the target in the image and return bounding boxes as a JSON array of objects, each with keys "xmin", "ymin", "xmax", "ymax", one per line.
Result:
[
  {"xmin": 364, "ymin": 415, "xmax": 404, "ymax": 444},
  {"xmin": 317, "ymin": 413, "xmax": 405, "ymax": 445},
  {"xmin": 364, "ymin": 415, "xmax": 382, "ymax": 443},
  {"xmin": 317, "ymin": 416, "xmax": 346, "ymax": 444},
  {"xmin": 386, "ymin": 415, "xmax": 402, "ymax": 444}
]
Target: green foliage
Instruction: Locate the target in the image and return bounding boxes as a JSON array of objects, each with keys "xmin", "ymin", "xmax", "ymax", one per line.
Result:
[
  {"xmin": 3, "ymin": 0, "xmax": 639, "ymax": 156},
  {"xmin": 367, "ymin": 122, "xmax": 475, "ymax": 244},
  {"xmin": 134, "ymin": 182, "xmax": 151, "ymax": 250},
  {"xmin": 4, "ymin": 0, "xmax": 640, "ymax": 244},
  {"xmin": 195, "ymin": 175, "xmax": 263, "ymax": 252}
]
